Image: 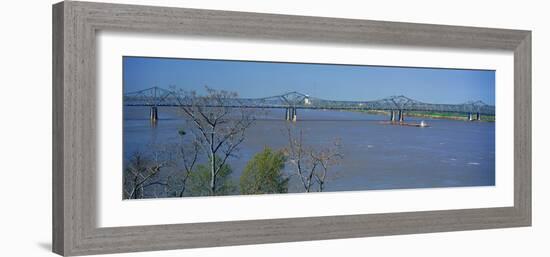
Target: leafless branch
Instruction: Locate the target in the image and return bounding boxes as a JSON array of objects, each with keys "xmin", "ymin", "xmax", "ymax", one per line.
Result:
[
  {"xmin": 284, "ymin": 127, "xmax": 343, "ymax": 193},
  {"xmin": 174, "ymin": 86, "xmax": 257, "ymax": 195}
]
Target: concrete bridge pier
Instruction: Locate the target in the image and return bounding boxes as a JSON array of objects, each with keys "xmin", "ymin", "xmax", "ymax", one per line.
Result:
[
  {"xmin": 150, "ymin": 106, "xmax": 158, "ymax": 122},
  {"xmin": 285, "ymin": 107, "xmax": 297, "ymax": 121},
  {"xmin": 390, "ymin": 110, "xmax": 396, "ymax": 122},
  {"xmin": 398, "ymin": 110, "xmax": 404, "ymax": 122},
  {"xmin": 285, "ymin": 108, "xmax": 290, "ymax": 120},
  {"xmin": 476, "ymin": 112, "xmax": 481, "ymax": 121},
  {"xmin": 468, "ymin": 112, "xmax": 473, "ymax": 121}
]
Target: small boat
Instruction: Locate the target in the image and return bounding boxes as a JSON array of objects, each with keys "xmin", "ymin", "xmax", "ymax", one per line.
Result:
[{"xmin": 419, "ymin": 120, "xmax": 428, "ymax": 127}]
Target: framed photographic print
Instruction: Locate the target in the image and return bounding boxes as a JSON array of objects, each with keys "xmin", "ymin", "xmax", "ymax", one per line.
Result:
[{"xmin": 53, "ymin": 1, "xmax": 531, "ymax": 256}]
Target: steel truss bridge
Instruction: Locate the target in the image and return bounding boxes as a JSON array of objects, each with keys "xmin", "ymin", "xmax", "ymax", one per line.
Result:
[{"xmin": 124, "ymin": 87, "xmax": 495, "ymax": 122}]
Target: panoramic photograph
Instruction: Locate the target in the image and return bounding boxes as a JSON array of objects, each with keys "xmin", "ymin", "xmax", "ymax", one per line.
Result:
[{"xmin": 122, "ymin": 56, "xmax": 495, "ymax": 199}]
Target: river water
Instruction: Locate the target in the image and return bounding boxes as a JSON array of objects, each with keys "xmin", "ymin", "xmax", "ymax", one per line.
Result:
[{"xmin": 124, "ymin": 106, "xmax": 495, "ymax": 193}]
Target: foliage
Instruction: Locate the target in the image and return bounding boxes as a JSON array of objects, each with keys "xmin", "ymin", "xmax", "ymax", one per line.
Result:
[
  {"xmin": 240, "ymin": 147, "xmax": 289, "ymax": 194},
  {"xmin": 185, "ymin": 157, "xmax": 237, "ymax": 196},
  {"xmin": 405, "ymin": 111, "xmax": 495, "ymax": 122}
]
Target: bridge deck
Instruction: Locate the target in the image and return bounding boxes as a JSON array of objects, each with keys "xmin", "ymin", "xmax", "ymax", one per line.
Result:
[{"xmin": 123, "ymin": 87, "xmax": 495, "ymax": 115}]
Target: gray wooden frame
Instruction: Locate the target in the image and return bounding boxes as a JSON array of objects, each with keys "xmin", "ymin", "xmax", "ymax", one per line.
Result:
[{"xmin": 52, "ymin": 1, "xmax": 531, "ymax": 256}]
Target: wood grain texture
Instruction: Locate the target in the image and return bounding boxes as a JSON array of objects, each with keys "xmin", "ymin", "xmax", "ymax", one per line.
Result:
[
  {"xmin": 514, "ymin": 32, "xmax": 532, "ymax": 224},
  {"xmin": 52, "ymin": 1, "xmax": 532, "ymax": 256},
  {"xmin": 52, "ymin": 2, "xmax": 65, "ymax": 255}
]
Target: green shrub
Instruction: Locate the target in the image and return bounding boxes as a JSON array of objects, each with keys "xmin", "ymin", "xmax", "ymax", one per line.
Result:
[
  {"xmin": 240, "ymin": 147, "xmax": 289, "ymax": 194},
  {"xmin": 186, "ymin": 159, "xmax": 236, "ymax": 196}
]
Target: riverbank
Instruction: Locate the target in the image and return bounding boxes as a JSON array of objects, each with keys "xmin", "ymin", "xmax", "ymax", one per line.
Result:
[{"xmin": 357, "ymin": 110, "xmax": 495, "ymax": 122}]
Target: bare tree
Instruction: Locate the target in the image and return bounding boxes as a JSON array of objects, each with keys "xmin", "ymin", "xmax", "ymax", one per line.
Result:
[
  {"xmin": 310, "ymin": 139, "xmax": 343, "ymax": 192},
  {"xmin": 285, "ymin": 127, "xmax": 315, "ymax": 192},
  {"xmin": 284, "ymin": 127, "xmax": 343, "ymax": 192},
  {"xmin": 166, "ymin": 129, "xmax": 201, "ymax": 197},
  {"xmin": 176, "ymin": 87, "xmax": 255, "ymax": 195},
  {"xmin": 123, "ymin": 151, "xmax": 167, "ymax": 199}
]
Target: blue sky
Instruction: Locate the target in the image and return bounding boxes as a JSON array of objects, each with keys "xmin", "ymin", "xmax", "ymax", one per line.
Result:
[{"xmin": 123, "ymin": 57, "xmax": 495, "ymax": 105}]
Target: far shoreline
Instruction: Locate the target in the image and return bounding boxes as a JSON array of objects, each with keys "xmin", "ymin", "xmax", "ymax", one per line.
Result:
[{"xmin": 351, "ymin": 109, "xmax": 495, "ymax": 122}]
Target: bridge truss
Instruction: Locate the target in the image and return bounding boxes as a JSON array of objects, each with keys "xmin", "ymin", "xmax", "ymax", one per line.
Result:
[{"xmin": 123, "ymin": 87, "xmax": 495, "ymax": 115}]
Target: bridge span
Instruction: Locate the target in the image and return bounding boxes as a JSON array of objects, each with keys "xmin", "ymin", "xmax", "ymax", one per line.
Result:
[{"xmin": 124, "ymin": 87, "xmax": 495, "ymax": 123}]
